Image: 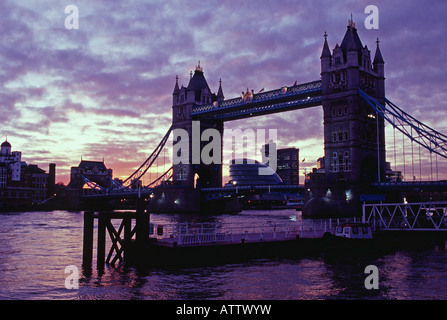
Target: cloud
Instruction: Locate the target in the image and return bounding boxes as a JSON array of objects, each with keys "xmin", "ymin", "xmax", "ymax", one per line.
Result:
[{"xmin": 0, "ymin": 0, "xmax": 446, "ymax": 184}]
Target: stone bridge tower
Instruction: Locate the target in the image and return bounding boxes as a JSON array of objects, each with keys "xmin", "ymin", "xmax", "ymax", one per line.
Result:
[
  {"xmin": 171, "ymin": 62, "xmax": 225, "ymax": 189},
  {"xmin": 305, "ymin": 18, "xmax": 386, "ymax": 217}
]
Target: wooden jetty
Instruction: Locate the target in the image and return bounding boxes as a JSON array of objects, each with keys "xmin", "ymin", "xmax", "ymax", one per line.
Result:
[{"xmin": 82, "ymin": 201, "xmax": 447, "ymax": 270}]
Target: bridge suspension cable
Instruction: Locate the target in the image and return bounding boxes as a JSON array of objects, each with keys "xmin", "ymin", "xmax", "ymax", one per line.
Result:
[
  {"xmin": 358, "ymin": 88, "xmax": 447, "ymax": 161},
  {"xmin": 81, "ymin": 175, "xmax": 106, "ymax": 191},
  {"xmin": 118, "ymin": 126, "xmax": 173, "ymax": 188},
  {"xmin": 147, "ymin": 166, "xmax": 173, "ymax": 187}
]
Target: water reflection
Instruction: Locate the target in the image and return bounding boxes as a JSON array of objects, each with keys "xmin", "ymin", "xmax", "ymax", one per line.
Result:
[{"xmin": 1, "ymin": 210, "xmax": 447, "ymax": 300}]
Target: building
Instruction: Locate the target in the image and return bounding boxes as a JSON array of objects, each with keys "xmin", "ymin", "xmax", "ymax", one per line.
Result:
[
  {"xmin": 227, "ymin": 159, "xmax": 283, "ymax": 186},
  {"xmin": 306, "ymin": 157, "xmax": 326, "ymax": 183},
  {"xmin": 0, "ymin": 140, "xmax": 54, "ymax": 208},
  {"xmin": 261, "ymin": 142, "xmax": 299, "ymax": 185},
  {"xmin": 277, "ymin": 148, "xmax": 299, "ymax": 185},
  {"xmin": 0, "ymin": 140, "xmax": 21, "ymax": 182},
  {"xmin": 316, "ymin": 157, "xmax": 325, "ymax": 171},
  {"xmin": 70, "ymin": 160, "xmax": 113, "ymax": 190},
  {"xmin": 385, "ymin": 162, "xmax": 402, "ymax": 182},
  {"xmin": 225, "ymin": 159, "xmax": 287, "ymax": 209}
]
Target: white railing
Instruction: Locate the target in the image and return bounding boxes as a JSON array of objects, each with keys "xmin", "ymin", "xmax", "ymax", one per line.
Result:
[
  {"xmin": 363, "ymin": 201, "xmax": 447, "ymax": 231},
  {"xmin": 150, "ymin": 218, "xmax": 361, "ymax": 246}
]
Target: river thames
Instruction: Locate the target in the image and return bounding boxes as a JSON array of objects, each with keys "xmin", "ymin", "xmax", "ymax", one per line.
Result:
[{"xmin": 1, "ymin": 209, "xmax": 447, "ymax": 300}]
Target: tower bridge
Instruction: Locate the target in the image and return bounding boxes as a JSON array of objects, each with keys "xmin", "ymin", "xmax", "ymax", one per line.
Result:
[{"xmin": 70, "ymin": 19, "xmax": 447, "ymax": 216}]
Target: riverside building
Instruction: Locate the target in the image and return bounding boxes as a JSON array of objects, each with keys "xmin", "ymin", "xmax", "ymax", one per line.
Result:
[{"xmin": 0, "ymin": 139, "xmax": 54, "ymax": 209}]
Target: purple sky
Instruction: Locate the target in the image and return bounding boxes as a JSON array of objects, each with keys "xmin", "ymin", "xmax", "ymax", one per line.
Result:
[{"xmin": 1, "ymin": 0, "xmax": 447, "ymax": 184}]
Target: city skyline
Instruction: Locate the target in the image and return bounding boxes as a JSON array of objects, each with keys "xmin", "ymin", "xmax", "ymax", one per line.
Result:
[{"xmin": 2, "ymin": 0, "xmax": 447, "ymax": 184}]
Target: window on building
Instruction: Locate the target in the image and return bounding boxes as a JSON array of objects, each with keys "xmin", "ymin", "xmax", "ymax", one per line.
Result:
[
  {"xmin": 335, "ymin": 73, "xmax": 341, "ymax": 83},
  {"xmin": 335, "ymin": 57, "xmax": 341, "ymax": 66}
]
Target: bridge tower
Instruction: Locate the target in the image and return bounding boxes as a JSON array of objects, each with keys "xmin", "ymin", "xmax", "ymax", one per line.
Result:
[
  {"xmin": 305, "ymin": 18, "xmax": 386, "ymax": 217},
  {"xmin": 171, "ymin": 62, "xmax": 225, "ymax": 189}
]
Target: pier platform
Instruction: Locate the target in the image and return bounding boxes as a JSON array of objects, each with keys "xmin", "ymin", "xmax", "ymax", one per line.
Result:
[
  {"xmin": 82, "ymin": 204, "xmax": 447, "ymax": 269},
  {"xmin": 125, "ymin": 220, "xmax": 447, "ymax": 268},
  {"xmin": 130, "ymin": 236, "xmax": 328, "ymax": 268},
  {"xmin": 117, "ymin": 220, "xmax": 323, "ymax": 267}
]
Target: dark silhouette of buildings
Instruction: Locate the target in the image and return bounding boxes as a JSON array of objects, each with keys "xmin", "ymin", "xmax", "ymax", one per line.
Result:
[
  {"xmin": 0, "ymin": 139, "xmax": 55, "ymax": 209},
  {"xmin": 70, "ymin": 160, "xmax": 113, "ymax": 190}
]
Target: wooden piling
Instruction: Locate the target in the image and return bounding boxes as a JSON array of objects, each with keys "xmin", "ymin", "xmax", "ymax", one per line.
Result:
[
  {"xmin": 136, "ymin": 198, "xmax": 149, "ymax": 246},
  {"xmin": 97, "ymin": 211, "xmax": 107, "ymax": 270},
  {"xmin": 123, "ymin": 217, "xmax": 132, "ymax": 261},
  {"xmin": 82, "ymin": 211, "xmax": 94, "ymax": 268}
]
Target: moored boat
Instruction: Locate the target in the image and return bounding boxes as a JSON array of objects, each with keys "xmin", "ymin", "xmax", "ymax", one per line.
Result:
[{"xmin": 334, "ymin": 223, "xmax": 373, "ymax": 239}]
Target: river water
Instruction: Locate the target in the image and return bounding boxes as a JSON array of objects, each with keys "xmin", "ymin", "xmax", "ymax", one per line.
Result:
[{"xmin": 1, "ymin": 209, "xmax": 446, "ymax": 300}]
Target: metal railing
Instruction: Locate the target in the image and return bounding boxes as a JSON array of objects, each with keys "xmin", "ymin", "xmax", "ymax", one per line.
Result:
[
  {"xmin": 149, "ymin": 218, "xmax": 362, "ymax": 246},
  {"xmin": 191, "ymin": 80, "xmax": 322, "ymax": 115},
  {"xmin": 363, "ymin": 201, "xmax": 447, "ymax": 231}
]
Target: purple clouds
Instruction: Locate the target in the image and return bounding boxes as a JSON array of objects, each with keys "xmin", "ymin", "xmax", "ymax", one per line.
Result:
[{"xmin": 0, "ymin": 0, "xmax": 446, "ymax": 183}]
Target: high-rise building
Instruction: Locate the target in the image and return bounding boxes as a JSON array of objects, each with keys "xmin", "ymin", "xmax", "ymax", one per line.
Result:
[
  {"xmin": 261, "ymin": 142, "xmax": 299, "ymax": 185},
  {"xmin": 277, "ymin": 148, "xmax": 299, "ymax": 185}
]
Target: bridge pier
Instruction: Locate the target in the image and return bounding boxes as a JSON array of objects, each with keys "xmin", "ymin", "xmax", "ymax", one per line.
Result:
[
  {"xmin": 147, "ymin": 184, "xmax": 201, "ymax": 213},
  {"xmin": 303, "ymin": 181, "xmax": 374, "ymax": 218}
]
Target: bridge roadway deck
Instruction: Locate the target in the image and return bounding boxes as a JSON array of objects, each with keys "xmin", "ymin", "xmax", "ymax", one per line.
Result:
[
  {"xmin": 373, "ymin": 181, "xmax": 447, "ymax": 191},
  {"xmin": 191, "ymin": 80, "xmax": 322, "ymax": 121}
]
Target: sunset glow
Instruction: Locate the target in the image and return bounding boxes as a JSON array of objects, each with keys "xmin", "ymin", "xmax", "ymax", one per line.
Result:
[{"xmin": 2, "ymin": 1, "xmax": 447, "ymax": 185}]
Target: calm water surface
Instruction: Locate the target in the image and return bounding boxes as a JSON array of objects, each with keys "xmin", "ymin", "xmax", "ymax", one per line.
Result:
[{"xmin": 1, "ymin": 209, "xmax": 446, "ymax": 300}]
